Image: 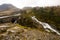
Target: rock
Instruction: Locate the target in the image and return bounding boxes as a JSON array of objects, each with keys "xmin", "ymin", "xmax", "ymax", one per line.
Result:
[
  {"xmin": 7, "ymin": 26, "xmax": 24, "ymax": 33},
  {"xmin": 0, "ymin": 23, "xmax": 60, "ymax": 40},
  {"xmin": 0, "ymin": 23, "xmax": 15, "ymax": 33}
]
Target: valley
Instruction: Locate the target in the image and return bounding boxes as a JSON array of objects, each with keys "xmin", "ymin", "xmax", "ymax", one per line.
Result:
[{"xmin": 0, "ymin": 4, "xmax": 60, "ymax": 40}]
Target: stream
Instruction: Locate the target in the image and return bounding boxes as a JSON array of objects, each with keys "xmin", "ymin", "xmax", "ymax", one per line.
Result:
[
  {"xmin": 0, "ymin": 14, "xmax": 60, "ymax": 35},
  {"xmin": 0, "ymin": 13, "xmax": 21, "ymax": 19},
  {"xmin": 31, "ymin": 16, "xmax": 60, "ymax": 35}
]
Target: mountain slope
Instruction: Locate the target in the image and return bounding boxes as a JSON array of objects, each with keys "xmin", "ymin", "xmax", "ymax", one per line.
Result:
[
  {"xmin": 0, "ymin": 4, "xmax": 20, "ymax": 16},
  {"xmin": 0, "ymin": 4, "xmax": 19, "ymax": 11}
]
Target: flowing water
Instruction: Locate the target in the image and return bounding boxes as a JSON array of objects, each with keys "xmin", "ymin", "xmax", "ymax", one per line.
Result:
[
  {"xmin": 0, "ymin": 13, "xmax": 21, "ymax": 19},
  {"xmin": 31, "ymin": 16, "xmax": 60, "ymax": 35},
  {"xmin": 0, "ymin": 13, "xmax": 21, "ymax": 23}
]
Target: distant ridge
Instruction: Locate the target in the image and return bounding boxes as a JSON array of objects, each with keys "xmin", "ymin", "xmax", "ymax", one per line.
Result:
[
  {"xmin": 0, "ymin": 4, "xmax": 20, "ymax": 16},
  {"xmin": 0, "ymin": 4, "xmax": 19, "ymax": 11}
]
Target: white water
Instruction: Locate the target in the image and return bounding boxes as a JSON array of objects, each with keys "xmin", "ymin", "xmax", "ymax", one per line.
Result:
[
  {"xmin": 0, "ymin": 13, "xmax": 21, "ymax": 24},
  {"xmin": 31, "ymin": 16, "xmax": 60, "ymax": 35},
  {"xmin": 0, "ymin": 13, "xmax": 21, "ymax": 19},
  {"xmin": 14, "ymin": 17, "xmax": 20, "ymax": 24}
]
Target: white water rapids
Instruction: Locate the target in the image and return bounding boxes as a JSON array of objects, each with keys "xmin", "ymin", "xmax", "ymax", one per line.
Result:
[{"xmin": 31, "ymin": 16, "xmax": 60, "ymax": 35}]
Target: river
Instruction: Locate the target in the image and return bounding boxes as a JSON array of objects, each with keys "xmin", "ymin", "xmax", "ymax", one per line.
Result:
[{"xmin": 31, "ymin": 16, "xmax": 60, "ymax": 35}]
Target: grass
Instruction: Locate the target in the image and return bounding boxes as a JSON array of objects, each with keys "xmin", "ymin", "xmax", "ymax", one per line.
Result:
[{"xmin": 16, "ymin": 24, "xmax": 28, "ymax": 28}]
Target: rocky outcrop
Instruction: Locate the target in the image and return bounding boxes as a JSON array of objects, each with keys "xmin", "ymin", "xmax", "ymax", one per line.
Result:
[{"xmin": 0, "ymin": 23, "xmax": 60, "ymax": 40}]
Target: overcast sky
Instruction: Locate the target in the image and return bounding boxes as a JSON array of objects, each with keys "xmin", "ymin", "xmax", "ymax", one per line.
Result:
[{"xmin": 0, "ymin": 0, "xmax": 60, "ymax": 8}]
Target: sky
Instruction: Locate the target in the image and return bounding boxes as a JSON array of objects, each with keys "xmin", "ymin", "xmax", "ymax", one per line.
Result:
[{"xmin": 0, "ymin": 0, "xmax": 60, "ymax": 8}]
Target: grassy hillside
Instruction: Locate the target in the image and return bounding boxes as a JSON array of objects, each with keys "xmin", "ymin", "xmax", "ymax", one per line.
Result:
[
  {"xmin": 0, "ymin": 5, "xmax": 60, "ymax": 40},
  {"xmin": 17, "ymin": 6, "xmax": 60, "ymax": 31}
]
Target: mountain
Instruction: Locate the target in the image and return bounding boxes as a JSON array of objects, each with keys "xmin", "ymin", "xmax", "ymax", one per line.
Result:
[
  {"xmin": 0, "ymin": 4, "xmax": 20, "ymax": 16},
  {"xmin": 22, "ymin": 7, "xmax": 32, "ymax": 10},
  {"xmin": 0, "ymin": 4, "xmax": 19, "ymax": 11}
]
